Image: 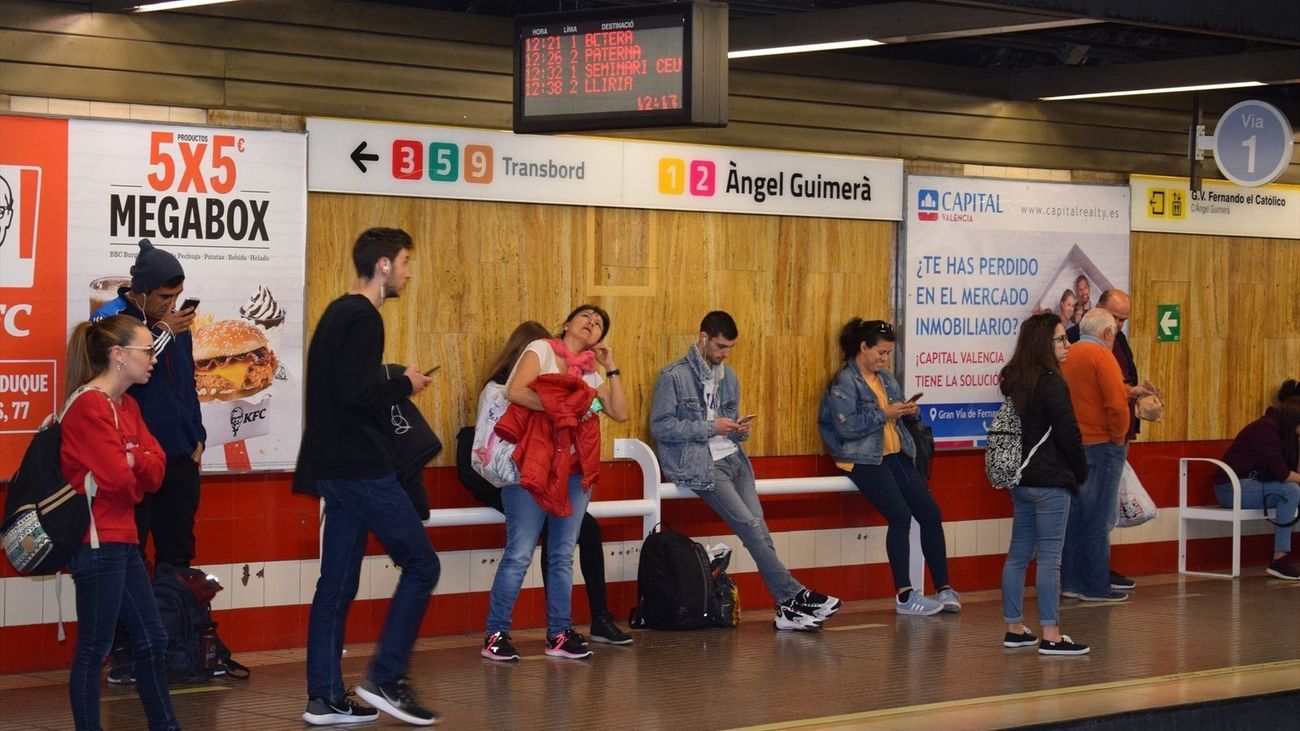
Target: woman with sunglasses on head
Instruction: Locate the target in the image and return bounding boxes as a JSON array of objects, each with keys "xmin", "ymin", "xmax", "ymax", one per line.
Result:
[
  {"xmin": 998, "ymin": 312, "xmax": 1091, "ymax": 655},
  {"xmin": 60, "ymin": 315, "xmax": 178, "ymax": 730},
  {"xmin": 818, "ymin": 318, "xmax": 958, "ymax": 616},
  {"xmin": 481, "ymin": 305, "xmax": 629, "ymax": 661}
]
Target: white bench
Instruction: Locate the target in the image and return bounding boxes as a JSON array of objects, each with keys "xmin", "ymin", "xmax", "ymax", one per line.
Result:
[{"xmin": 1178, "ymin": 457, "xmax": 1269, "ymax": 579}]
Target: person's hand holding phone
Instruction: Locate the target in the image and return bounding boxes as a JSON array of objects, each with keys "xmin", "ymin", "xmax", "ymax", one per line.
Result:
[
  {"xmin": 886, "ymin": 401, "xmax": 918, "ymax": 420},
  {"xmin": 714, "ymin": 416, "xmax": 744, "ymax": 436},
  {"xmin": 403, "ymin": 364, "xmax": 433, "ymax": 394},
  {"xmin": 159, "ymin": 299, "xmax": 197, "ymax": 334}
]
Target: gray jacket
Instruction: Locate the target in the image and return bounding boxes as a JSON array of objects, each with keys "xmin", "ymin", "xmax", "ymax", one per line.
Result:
[
  {"xmin": 818, "ymin": 363, "xmax": 916, "ymax": 465},
  {"xmin": 649, "ymin": 345, "xmax": 749, "ymax": 490}
]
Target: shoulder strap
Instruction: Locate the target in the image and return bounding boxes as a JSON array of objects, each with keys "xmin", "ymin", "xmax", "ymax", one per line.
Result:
[
  {"xmin": 1015, "ymin": 427, "xmax": 1053, "ymax": 483},
  {"xmin": 61, "ymin": 386, "xmax": 117, "ymax": 550}
]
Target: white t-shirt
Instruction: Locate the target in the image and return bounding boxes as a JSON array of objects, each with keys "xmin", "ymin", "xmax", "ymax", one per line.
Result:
[
  {"xmin": 702, "ymin": 365, "xmax": 738, "ymax": 461},
  {"xmin": 507, "ymin": 339, "xmax": 604, "ymax": 391}
]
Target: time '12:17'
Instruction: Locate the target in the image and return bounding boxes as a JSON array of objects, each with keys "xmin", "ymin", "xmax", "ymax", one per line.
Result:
[{"xmin": 637, "ymin": 94, "xmax": 680, "ymax": 111}]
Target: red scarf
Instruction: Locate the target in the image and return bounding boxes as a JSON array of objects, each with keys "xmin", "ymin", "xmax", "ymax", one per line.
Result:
[{"xmin": 548, "ymin": 338, "xmax": 596, "ymax": 378}]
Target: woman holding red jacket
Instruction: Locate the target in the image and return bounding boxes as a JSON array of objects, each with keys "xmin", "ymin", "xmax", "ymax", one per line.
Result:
[
  {"xmin": 481, "ymin": 305, "xmax": 628, "ymax": 662},
  {"xmin": 60, "ymin": 315, "xmax": 177, "ymax": 731}
]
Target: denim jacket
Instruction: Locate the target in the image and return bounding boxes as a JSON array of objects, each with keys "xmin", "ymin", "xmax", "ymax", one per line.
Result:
[
  {"xmin": 818, "ymin": 363, "xmax": 915, "ymax": 465},
  {"xmin": 649, "ymin": 345, "xmax": 749, "ymax": 490}
]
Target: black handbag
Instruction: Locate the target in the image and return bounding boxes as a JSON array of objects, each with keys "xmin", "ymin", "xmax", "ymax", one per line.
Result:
[
  {"xmin": 904, "ymin": 416, "xmax": 935, "ymax": 480},
  {"xmin": 384, "ymin": 365, "xmax": 442, "ymax": 520}
]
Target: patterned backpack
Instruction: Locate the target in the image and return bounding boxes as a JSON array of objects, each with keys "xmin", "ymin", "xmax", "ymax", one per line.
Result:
[{"xmin": 984, "ymin": 396, "xmax": 1051, "ymax": 489}]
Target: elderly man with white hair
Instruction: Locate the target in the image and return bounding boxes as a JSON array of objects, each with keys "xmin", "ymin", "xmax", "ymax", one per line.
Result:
[{"xmin": 1060, "ymin": 308, "xmax": 1132, "ymax": 602}]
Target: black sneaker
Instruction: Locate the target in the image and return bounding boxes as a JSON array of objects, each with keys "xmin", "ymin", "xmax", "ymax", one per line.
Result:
[
  {"xmin": 1109, "ymin": 570, "xmax": 1136, "ymax": 590},
  {"xmin": 773, "ymin": 602, "xmax": 822, "ymax": 631},
  {"xmin": 481, "ymin": 631, "xmax": 520, "ymax": 661},
  {"xmin": 544, "ymin": 628, "xmax": 593, "ymax": 659},
  {"xmin": 793, "ymin": 588, "xmax": 842, "ymax": 619},
  {"xmin": 1003, "ymin": 627, "xmax": 1038, "ymax": 648},
  {"xmin": 355, "ymin": 678, "xmax": 439, "ymax": 726},
  {"xmin": 590, "ymin": 612, "xmax": 633, "ymax": 645},
  {"xmin": 1079, "ymin": 591, "xmax": 1128, "ymax": 603},
  {"xmin": 302, "ymin": 693, "xmax": 379, "ymax": 725},
  {"xmin": 1039, "ymin": 635, "xmax": 1090, "ymax": 656},
  {"xmin": 1267, "ymin": 557, "xmax": 1300, "ymax": 580},
  {"xmin": 106, "ymin": 663, "xmax": 135, "ymax": 685}
]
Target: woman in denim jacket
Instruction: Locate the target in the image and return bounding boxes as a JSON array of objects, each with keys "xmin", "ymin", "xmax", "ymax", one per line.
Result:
[{"xmin": 818, "ymin": 318, "xmax": 958, "ymax": 616}]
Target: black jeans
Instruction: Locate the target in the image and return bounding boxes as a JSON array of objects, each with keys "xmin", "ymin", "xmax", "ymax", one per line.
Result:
[
  {"xmin": 135, "ymin": 455, "xmax": 201, "ymax": 568},
  {"xmin": 844, "ymin": 453, "xmax": 951, "ymax": 591}
]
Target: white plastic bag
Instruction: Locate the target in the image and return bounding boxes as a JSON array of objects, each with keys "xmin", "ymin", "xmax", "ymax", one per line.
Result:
[{"xmin": 1116, "ymin": 461, "xmax": 1157, "ymax": 528}]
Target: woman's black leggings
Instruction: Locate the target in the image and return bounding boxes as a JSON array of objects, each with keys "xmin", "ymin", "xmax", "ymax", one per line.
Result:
[{"xmin": 844, "ymin": 453, "xmax": 950, "ymax": 590}]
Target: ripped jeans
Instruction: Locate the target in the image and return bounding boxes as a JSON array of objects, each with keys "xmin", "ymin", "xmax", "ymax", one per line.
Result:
[{"xmin": 692, "ymin": 451, "xmax": 803, "ymax": 605}]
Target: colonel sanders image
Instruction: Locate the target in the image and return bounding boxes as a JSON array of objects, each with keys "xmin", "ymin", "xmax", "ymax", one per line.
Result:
[{"xmin": 0, "ymin": 174, "xmax": 13, "ymax": 249}]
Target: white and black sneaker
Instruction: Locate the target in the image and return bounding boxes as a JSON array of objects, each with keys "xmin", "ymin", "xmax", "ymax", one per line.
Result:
[
  {"xmin": 1039, "ymin": 636, "xmax": 1090, "ymax": 656},
  {"xmin": 355, "ymin": 678, "xmax": 439, "ymax": 726},
  {"xmin": 774, "ymin": 602, "xmax": 822, "ymax": 631},
  {"xmin": 1003, "ymin": 627, "xmax": 1038, "ymax": 648},
  {"xmin": 792, "ymin": 588, "xmax": 842, "ymax": 620},
  {"xmin": 302, "ymin": 693, "xmax": 379, "ymax": 725}
]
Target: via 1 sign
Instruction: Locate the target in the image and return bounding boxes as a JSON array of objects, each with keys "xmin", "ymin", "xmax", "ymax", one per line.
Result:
[
  {"xmin": 1157, "ymin": 304, "xmax": 1181, "ymax": 343},
  {"xmin": 1212, "ymin": 100, "xmax": 1295, "ymax": 187}
]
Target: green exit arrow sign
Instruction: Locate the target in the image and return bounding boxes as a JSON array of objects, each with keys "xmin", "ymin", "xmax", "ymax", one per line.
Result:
[{"xmin": 1157, "ymin": 304, "xmax": 1181, "ymax": 342}]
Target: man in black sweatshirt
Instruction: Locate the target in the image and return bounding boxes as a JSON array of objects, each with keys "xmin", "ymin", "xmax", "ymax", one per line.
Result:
[{"xmin": 294, "ymin": 228, "xmax": 440, "ymax": 727}]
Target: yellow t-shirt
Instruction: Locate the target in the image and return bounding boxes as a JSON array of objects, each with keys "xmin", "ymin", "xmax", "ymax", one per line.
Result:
[{"xmin": 866, "ymin": 374, "xmax": 902, "ymax": 456}]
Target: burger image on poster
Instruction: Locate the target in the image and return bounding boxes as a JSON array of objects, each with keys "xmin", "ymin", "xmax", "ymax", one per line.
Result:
[{"xmin": 193, "ymin": 319, "xmax": 279, "ymax": 401}]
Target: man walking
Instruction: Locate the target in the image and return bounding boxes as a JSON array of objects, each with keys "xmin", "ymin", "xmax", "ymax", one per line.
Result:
[
  {"xmin": 650, "ymin": 311, "xmax": 840, "ymax": 631},
  {"xmin": 1060, "ymin": 308, "xmax": 1131, "ymax": 603},
  {"xmin": 294, "ymin": 228, "xmax": 440, "ymax": 726}
]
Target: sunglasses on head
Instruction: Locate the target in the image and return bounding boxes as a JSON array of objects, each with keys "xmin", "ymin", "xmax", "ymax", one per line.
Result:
[{"xmin": 864, "ymin": 320, "xmax": 894, "ymax": 335}]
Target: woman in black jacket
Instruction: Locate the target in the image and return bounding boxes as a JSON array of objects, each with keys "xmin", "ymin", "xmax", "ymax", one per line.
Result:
[{"xmin": 998, "ymin": 312, "xmax": 1091, "ymax": 656}]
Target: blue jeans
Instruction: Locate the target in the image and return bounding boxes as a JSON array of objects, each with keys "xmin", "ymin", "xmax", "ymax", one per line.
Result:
[
  {"xmin": 487, "ymin": 475, "xmax": 591, "ymax": 636},
  {"xmin": 69, "ymin": 542, "xmax": 177, "ymax": 731},
  {"xmin": 693, "ymin": 451, "xmax": 802, "ymax": 605},
  {"xmin": 1062, "ymin": 442, "xmax": 1126, "ymax": 597},
  {"xmin": 844, "ymin": 453, "xmax": 950, "ymax": 590},
  {"xmin": 307, "ymin": 474, "xmax": 441, "ymax": 700},
  {"xmin": 1216, "ymin": 479, "xmax": 1300, "ymax": 553},
  {"xmin": 1002, "ymin": 486, "xmax": 1071, "ymax": 627}
]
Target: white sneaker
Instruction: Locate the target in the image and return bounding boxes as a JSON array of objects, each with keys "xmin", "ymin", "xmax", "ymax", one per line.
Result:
[{"xmin": 773, "ymin": 603, "xmax": 822, "ymax": 631}]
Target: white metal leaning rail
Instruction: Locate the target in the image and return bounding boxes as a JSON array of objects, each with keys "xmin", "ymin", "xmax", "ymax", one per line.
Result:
[{"xmin": 321, "ymin": 438, "xmax": 925, "ymax": 591}]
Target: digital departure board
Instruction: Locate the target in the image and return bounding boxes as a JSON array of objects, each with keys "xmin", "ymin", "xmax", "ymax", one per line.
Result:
[{"xmin": 513, "ymin": 2, "xmax": 728, "ymax": 134}]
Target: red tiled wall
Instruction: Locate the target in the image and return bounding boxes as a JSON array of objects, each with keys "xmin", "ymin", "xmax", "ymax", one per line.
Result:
[{"xmin": 0, "ymin": 439, "xmax": 1273, "ymax": 673}]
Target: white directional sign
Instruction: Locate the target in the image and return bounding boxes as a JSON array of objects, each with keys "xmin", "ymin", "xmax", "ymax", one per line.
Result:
[{"xmin": 1212, "ymin": 100, "xmax": 1295, "ymax": 188}]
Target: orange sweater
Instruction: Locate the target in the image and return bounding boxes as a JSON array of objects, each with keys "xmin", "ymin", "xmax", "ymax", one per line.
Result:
[{"xmin": 1061, "ymin": 339, "xmax": 1130, "ymax": 445}]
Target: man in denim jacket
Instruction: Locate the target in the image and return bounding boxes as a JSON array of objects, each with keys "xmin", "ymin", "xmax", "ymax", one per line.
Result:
[{"xmin": 650, "ymin": 311, "xmax": 841, "ymax": 631}]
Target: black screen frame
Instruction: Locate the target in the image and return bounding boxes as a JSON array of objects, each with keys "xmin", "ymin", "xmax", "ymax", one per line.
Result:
[{"xmin": 513, "ymin": 3, "xmax": 697, "ymax": 134}]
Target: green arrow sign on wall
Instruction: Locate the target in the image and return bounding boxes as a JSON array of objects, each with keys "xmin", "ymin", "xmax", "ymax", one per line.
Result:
[{"xmin": 1157, "ymin": 304, "xmax": 1181, "ymax": 342}]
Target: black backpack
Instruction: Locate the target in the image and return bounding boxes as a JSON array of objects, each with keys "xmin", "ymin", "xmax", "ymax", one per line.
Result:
[
  {"xmin": 1, "ymin": 389, "xmax": 102, "ymax": 575},
  {"xmin": 629, "ymin": 525, "xmax": 715, "ymax": 630},
  {"xmin": 153, "ymin": 563, "xmax": 248, "ymax": 683}
]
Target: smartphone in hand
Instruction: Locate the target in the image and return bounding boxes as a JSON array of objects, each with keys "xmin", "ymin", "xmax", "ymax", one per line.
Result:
[
  {"xmin": 738, "ymin": 414, "xmax": 758, "ymax": 424},
  {"xmin": 180, "ymin": 298, "xmax": 200, "ymax": 312},
  {"xmin": 423, "ymin": 364, "xmax": 440, "ymax": 376},
  {"xmin": 907, "ymin": 392, "xmax": 924, "ymax": 403}
]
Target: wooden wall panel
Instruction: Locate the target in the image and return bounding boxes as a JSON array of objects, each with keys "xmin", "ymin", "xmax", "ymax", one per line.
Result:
[
  {"xmin": 308, "ymin": 194, "xmax": 893, "ymax": 463},
  {"xmin": 1130, "ymin": 232, "xmax": 1300, "ymax": 442}
]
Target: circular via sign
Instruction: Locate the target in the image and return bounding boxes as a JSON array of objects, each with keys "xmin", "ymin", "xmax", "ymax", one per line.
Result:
[{"xmin": 1212, "ymin": 100, "xmax": 1295, "ymax": 187}]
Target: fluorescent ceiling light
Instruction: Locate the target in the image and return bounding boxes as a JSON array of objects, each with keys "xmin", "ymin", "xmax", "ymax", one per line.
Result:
[
  {"xmin": 131, "ymin": 0, "xmax": 241, "ymax": 11},
  {"xmin": 1041, "ymin": 80, "xmax": 1265, "ymax": 101},
  {"xmin": 729, "ymin": 38, "xmax": 885, "ymax": 59}
]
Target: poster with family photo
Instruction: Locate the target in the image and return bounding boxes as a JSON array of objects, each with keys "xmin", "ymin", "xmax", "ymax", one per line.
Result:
[{"xmin": 904, "ymin": 176, "xmax": 1131, "ymax": 447}]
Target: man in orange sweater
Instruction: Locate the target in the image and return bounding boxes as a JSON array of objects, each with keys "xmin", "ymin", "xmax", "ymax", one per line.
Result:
[{"xmin": 1060, "ymin": 308, "xmax": 1132, "ymax": 602}]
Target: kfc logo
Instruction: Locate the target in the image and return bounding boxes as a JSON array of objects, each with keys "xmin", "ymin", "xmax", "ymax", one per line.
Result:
[{"xmin": 0, "ymin": 165, "xmax": 42, "ymax": 289}]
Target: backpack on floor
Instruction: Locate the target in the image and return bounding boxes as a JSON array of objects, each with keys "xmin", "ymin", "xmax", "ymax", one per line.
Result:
[
  {"xmin": 706, "ymin": 545, "xmax": 740, "ymax": 628},
  {"xmin": 1, "ymin": 388, "xmax": 105, "ymax": 576},
  {"xmin": 629, "ymin": 524, "xmax": 714, "ymax": 630},
  {"xmin": 153, "ymin": 563, "xmax": 249, "ymax": 683},
  {"xmin": 984, "ymin": 396, "xmax": 1051, "ymax": 489}
]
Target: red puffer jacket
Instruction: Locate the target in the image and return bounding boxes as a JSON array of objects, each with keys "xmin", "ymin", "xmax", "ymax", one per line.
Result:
[{"xmin": 494, "ymin": 373, "xmax": 602, "ymax": 517}]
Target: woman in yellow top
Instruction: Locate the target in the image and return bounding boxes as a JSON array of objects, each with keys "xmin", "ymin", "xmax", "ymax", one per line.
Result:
[{"xmin": 818, "ymin": 318, "xmax": 958, "ymax": 616}]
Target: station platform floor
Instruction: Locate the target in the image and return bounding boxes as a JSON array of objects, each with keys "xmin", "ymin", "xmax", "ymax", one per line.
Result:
[{"xmin": 0, "ymin": 572, "xmax": 1296, "ymax": 730}]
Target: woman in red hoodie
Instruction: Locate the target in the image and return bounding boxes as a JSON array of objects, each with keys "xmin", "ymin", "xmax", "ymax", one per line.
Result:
[{"xmin": 60, "ymin": 315, "xmax": 177, "ymax": 731}]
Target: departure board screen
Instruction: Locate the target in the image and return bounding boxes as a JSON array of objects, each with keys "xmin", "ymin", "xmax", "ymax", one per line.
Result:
[{"xmin": 513, "ymin": 3, "xmax": 727, "ymax": 134}]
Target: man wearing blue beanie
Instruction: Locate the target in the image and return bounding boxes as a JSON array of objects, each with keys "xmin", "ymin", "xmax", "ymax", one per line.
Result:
[{"xmin": 93, "ymin": 239, "xmax": 206, "ymax": 684}]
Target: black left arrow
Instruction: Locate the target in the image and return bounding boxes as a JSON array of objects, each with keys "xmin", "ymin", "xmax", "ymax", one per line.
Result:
[{"xmin": 351, "ymin": 141, "xmax": 379, "ymax": 172}]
